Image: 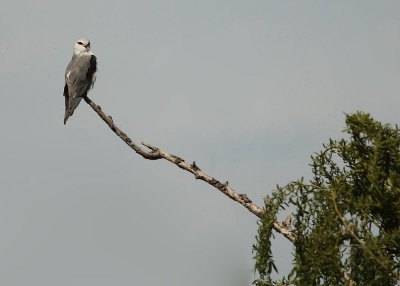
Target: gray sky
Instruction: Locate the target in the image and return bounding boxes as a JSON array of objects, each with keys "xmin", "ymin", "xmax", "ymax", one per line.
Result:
[{"xmin": 1, "ymin": 1, "xmax": 399, "ymax": 285}]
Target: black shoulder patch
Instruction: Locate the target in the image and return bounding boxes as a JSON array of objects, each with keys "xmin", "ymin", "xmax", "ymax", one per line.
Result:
[
  {"xmin": 63, "ymin": 83, "xmax": 69, "ymax": 97},
  {"xmin": 64, "ymin": 84, "xmax": 69, "ymax": 113},
  {"xmin": 86, "ymin": 55, "xmax": 97, "ymax": 81}
]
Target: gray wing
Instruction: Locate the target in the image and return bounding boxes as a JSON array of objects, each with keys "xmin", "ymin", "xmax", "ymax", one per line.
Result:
[{"xmin": 63, "ymin": 54, "xmax": 97, "ymax": 124}]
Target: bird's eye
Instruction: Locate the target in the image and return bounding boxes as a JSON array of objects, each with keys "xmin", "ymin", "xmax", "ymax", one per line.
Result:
[{"xmin": 77, "ymin": 41, "xmax": 83, "ymax": 45}]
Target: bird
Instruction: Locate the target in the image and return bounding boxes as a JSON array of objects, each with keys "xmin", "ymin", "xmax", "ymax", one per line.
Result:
[{"xmin": 63, "ymin": 37, "xmax": 97, "ymax": 124}]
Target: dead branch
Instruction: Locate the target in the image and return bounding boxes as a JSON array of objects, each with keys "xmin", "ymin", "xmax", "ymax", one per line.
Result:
[{"xmin": 83, "ymin": 95, "xmax": 296, "ymax": 242}]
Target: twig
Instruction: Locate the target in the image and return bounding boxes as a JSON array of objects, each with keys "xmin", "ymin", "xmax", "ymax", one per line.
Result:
[{"xmin": 83, "ymin": 96, "xmax": 296, "ymax": 242}]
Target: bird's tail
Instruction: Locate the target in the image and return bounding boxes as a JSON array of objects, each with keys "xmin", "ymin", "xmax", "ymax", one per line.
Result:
[
  {"xmin": 64, "ymin": 97, "xmax": 83, "ymax": 125},
  {"xmin": 64, "ymin": 112, "xmax": 71, "ymax": 125}
]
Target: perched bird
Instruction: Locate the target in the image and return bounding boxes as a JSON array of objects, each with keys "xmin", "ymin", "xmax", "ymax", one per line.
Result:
[{"xmin": 63, "ymin": 38, "xmax": 97, "ymax": 124}]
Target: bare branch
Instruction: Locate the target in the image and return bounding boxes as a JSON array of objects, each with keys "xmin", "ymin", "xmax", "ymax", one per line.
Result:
[{"xmin": 83, "ymin": 96, "xmax": 296, "ymax": 242}]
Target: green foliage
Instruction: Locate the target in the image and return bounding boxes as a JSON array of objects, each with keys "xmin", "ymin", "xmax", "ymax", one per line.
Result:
[
  {"xmin": 253, "ymin": 112, "xmax": 400, "ymax": 285},
  {"xmin": 252, "ymin": 188, "xmax": 290, "ymax": 285}
]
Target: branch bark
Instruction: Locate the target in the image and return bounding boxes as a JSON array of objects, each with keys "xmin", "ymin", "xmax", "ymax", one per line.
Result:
[
  {"xmin": 80, "ymin": 96, "xmax": 362, "ymax": 285},
  {"xmin": 82, "ymin": 95, "xmax": 296, "ymax": 242}
]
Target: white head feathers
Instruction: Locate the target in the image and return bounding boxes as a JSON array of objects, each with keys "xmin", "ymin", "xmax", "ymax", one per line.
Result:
[{"xmin": 74, "ymin": 38, "xmax": 91, "ymax": 55}]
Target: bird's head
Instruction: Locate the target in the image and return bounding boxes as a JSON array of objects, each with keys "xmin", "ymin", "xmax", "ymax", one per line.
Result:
[{"xmin": 73, "ymin": 38, "xmax": 91, "ymax": 55}]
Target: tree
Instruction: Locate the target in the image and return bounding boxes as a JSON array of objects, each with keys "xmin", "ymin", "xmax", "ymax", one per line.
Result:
[
  {"xmin": 80, "ymin": 97, "xmax": 399, "ymax": 285},
  {"xmin": 253, "ymin": 112, "xmax": 400, "ymax": 285}
]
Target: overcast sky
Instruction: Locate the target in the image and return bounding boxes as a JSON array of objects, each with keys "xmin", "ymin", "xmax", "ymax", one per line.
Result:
[{"xmin": 1, "ymin": 1, "xmax": 399, "ymax": 285}]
